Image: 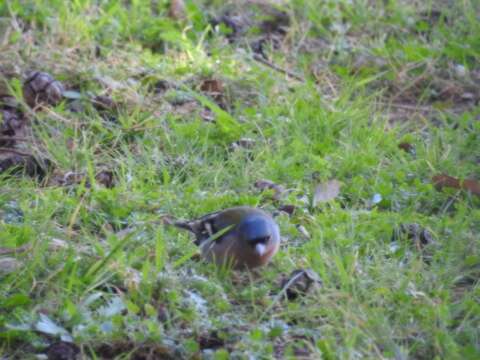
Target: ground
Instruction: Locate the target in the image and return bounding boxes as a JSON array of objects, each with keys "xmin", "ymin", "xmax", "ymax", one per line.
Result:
[{"xmin": 0, "ymin": 0, "xmax": 479, "ymax": 359}]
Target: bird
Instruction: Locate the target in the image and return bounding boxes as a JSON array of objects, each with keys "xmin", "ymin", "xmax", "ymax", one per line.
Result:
[{"xmin": 174, "ymin": 206, "xmax": 280, "ymax": 269}]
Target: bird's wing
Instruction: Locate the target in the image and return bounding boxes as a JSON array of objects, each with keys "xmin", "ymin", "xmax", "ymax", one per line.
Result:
[{"xmin": 174, "ymin": 209, "xmax": 228, "ymax": 245}]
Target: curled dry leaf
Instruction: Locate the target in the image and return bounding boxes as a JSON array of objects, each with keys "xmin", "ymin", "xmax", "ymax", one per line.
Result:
[
  {"xmin": 398, "ymin": 142, "xmax": 415, "ymax": 154},
  {"xmin": 313, "ymin": 179, "xmax": 341, "ymax": 206},
  {"xmin": 95, "ymin": 170, "xmax": 114, "ymax": 188},
  {"xmin": 229, "ymin": 137, "xmax": 256, "ymax": 151},
  {"xmin": 0, "ymin": 154, "xmax": 51, "ymax": 179},
  {"xmin": 0, "ymin": 109, "xmax": 26, "ymax": 147},
  {"xmin": 432, "ymin": 174, "xmax": 480, "ymax": 197},
  {"xmin": 200, "ymin": 78, "xmax": 224, "ymax": 96},
  {"xmin": 279, "ymin": 269, "xmax": 322, "ymax": 300},
  {"xmin": 49, "ymin": 169, "xmax": 115, "ymax": 188},
  {"xmin": 278, "ymin": 204, "xmax": 296, "ymax": 216},
  {"xmin": 200, "ymin": 78, "xmax": 225, "ymax": 107},
  {"xmin": 46, "ymin": 341, "xmax": 80, "ymax": 360},
  {"xmin": 168, "ymin": 0, "xmax": 186, "ymax": 21},
  {"xmin": 23, "ymin": 71, "xmax": 65, "ymax": 109},
  {"xmin": 254, "ymin": 179, "xmax": 286, "ymax": 201},
  {"xmin": 92, "ymin": 95, "xmax": 118, "ymax": 112},
  {"xmin": 392, "ymin": 223, "xmax": 435, "ymax": 250}
]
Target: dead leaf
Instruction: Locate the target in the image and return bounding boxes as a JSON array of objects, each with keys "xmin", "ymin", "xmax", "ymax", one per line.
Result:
[
  {"xmin": 0, "ymin": 154, "xmax": 51, "ymax": 179},
  {"xmin": 23, "ymin": 71, "xmax": 64, "ymax": 109},
  {"xmin": 313, "ymin": 180, "xmax": 341, "ymax": 206},
  {"xmin": 0, "ymin": 109, "xmax": 25, "ymax": 147},
  {"xmin": 392, "ymin": 223, "xmax": 435, "ymax": 249},
  {"xmin": 200, "ymin": 79, "xmax": 223, "ymax": 95},
  {"xmin": 279, "ymin": 269, "xmax": 322, "ymax": 300},
  {"xmin": 169, "ymin": 0, "xmax": 186, "ymax": 21},
  {"xmin": 398, "ymin": 142, "xmax": 415, "ymax": 154},
  {"xmin": 229, "ymin": 137, "xmax": 256, "ymax": 151},
  {"xmin": 92, "ymin": 95, "xmax": 118, "ymax": 112},
  {"xmin": 254, "ymin": 179, "xmax": 286, "ymax": 200},
  {"xmin": 48, "ymin": 169, "xmax": 115, "ymax": 188},
  {"xmin": 432, "ymin": 174, "xmax": 480, "ymax": 197},
  {"xmin": 95, "ymin": 170, "xmax": 114, "ymax": 188},
  {"xmin": 278, "ymin": 204, "xmax": 296, "ymax": 216},
  {"xmin": 200, "ymin": 78, "xmax": 225, "ymax": 107}
]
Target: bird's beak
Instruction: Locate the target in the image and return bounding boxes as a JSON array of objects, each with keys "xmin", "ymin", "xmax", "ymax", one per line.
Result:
[{"xmin": 254, "ymin": 243, "xmax": 267, "ymax": 257}]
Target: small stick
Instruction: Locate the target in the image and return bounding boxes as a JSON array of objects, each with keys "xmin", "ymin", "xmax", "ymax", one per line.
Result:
[
  {"xmin": 0, "ymin": 136, "xmax": 29, "ymax": 142},
  {"xmin": 253, "ymin": 54, "xmax": 305, "ymax": 82},
  {"xmin": 0, "ymin": 147, "xmax": 32, "ymax": 156}
]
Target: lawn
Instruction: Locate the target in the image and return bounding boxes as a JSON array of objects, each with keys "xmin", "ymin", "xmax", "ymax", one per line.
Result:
[{"xmin": 0, "ymin": 0, "xmax": 479, "ymax": 359}]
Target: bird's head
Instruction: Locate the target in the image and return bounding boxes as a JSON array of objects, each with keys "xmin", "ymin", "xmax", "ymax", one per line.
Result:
[{"xmin": 237, "ymin": 214, "xmax": 277, "ymax": 257}]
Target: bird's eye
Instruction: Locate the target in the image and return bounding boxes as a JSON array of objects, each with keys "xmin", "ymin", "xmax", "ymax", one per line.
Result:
[{"xmin": 249, "ymin": 235, "xmax": 271, "ymax": 247}]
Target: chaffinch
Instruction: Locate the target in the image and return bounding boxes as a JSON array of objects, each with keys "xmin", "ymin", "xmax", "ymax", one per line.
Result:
[{"xmin": 175, "ymin": 206, "xmax": 280, "ymax": 269}]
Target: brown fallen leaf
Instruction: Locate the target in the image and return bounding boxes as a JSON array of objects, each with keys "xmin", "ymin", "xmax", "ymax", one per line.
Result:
[
  {"xmin": 95, "ymin": 170, "xmax": 114, "ymax": 188},
  {"xmin": 254, "ymin": 179, "xmax": 286, "ymax": 200},
  {"xmin": 279, "ymin": 269, "xmax": 322, "ymax": 300},
  {"xmin": 23, "ymin": 71, "xmax": 64, "ymax": 109},
  {"xmin": 49, "ymin": 169, "xmax": 115, "ymax": 188},
  {"xmin": 313, "ymin": 180, "xmax": 341, "ymax": 206},
  {"xmin": 0, "ymin": 153, "xmax": 51, "ymax": 179},
  {"xmin": 398, "ymin": 142, "xmax": 415, "ymax": 154},
  {"xmin": 169, "ymin": 0, "xmax": 186, "ymax": 21},
  {"xmin": 392, "ymin": 223, "xmax": 435, "ymax": 249},
  {"xmin": 229, "ymin": 137, "xmax": 256, "ymax": 151},
  {"xmin": 0, "ymin": 109, "xmax": 25, "ymax": 147},
  {"xmin": 432, "ymin": 174, "xmax": 480, "ymax": 197},
  {"xmin": 200, "ymin": 78, "xmax": 225, "ymax": 107},
  {"xmin": 278, "ymin": 204, "xmax": 296, "ymax": 216},
  {"xmin": 92, "ymin": 95, "xmax": 118, "ymax": 112},
  {"xmin": 391, "ymin": 223, "xmax": 435, "ymax": 263}
]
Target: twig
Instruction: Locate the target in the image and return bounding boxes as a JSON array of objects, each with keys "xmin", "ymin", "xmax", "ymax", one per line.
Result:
[
  {"xmin": 252, "ymin": 54, "xmax": 336, "ymax": 112},
  {"xmin": 0, "ymin": 136, "xmax": 29, "ymax": 142},
  {"xmin": 375, "ymin": 102, "xmax": 434, "ymax": 112},
  {"xmin": 258, "ymin": 270, "xmax": 307, "ymax": 322},
  {"xmin": 253, "ymin": 54, "xmax": 305, "ymax": 82},
  {"xmin": 0, "ymin": 147, "xmax": 32, "ymax": 156}
]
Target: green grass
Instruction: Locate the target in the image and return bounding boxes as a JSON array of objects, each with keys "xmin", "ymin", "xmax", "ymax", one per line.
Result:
[{"xmin": 0, "ymin": 0, "xmax": 479, "ymax": 358}]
